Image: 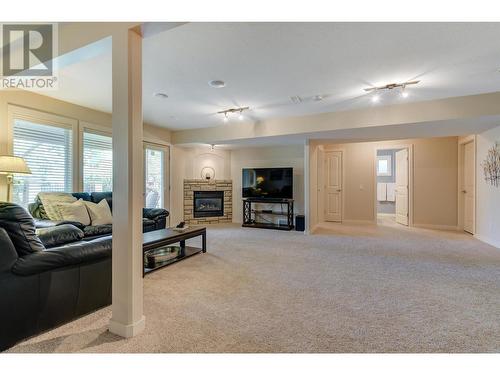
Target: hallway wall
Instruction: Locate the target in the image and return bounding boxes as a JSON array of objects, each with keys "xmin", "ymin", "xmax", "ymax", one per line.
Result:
[
  {"xmin": 475, "ymin": 125, "xmax": 500, "ymax": 248},
  {"xmin": 309, "ymin": 137, "xmax": 459, "ymax": 229}
]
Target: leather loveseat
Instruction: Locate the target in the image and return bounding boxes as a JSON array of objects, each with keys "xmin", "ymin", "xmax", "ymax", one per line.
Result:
[
  {"xmin": 28, "ymin": 191, "xmax": 169, "ymax": 239},
  {"xmin": 0, "ymin": 202, "xmax": 113, "ymax": 351}
]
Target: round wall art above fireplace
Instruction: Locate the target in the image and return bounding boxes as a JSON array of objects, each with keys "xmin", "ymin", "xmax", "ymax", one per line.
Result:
[{"xmin": 201, "ymin": 166, "xmax": 216, "ymax": 180}]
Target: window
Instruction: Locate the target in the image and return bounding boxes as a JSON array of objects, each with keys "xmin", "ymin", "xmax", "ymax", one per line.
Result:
[
  {"xmin": 83, "ymin": 131, "xmax": 113, "ymax": 192},
  {"xmin": 144, "ymin": 144, "xmax": 168, "ymax": 209},
  {"xmin": 13, "ymin": 119, "xmax": 73, "ymax": 207},
  {"xmin": 377, "ymin": 155, "xmax": 392, "ymax": 177}
]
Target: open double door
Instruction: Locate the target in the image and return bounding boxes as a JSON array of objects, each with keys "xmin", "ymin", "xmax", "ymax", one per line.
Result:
[{"xmin": 322, "ymin": 148, "xmax": 409, "ymax": 226}]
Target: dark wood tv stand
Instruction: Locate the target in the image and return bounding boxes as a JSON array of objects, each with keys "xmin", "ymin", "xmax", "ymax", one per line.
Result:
[{"xmin": 242, "ymin": 198, "xmax": 294, "ymax": 231}]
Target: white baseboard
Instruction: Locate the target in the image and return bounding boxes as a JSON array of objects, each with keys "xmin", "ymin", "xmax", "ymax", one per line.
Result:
[
  {"xmin": 474, "ymin": 234, "xmax": 500, "ymax": 249},
  {"xmin": 413, "ymin": 223, "xmax": 459, "ymax": 231},
  {"xmin": 109, "ymin": 315, "xmax": 146, "ymax": 338}
]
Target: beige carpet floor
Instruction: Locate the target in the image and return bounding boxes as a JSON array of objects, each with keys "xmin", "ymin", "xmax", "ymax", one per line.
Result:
[{"xmin": 8, "ymin": 222, "xmax": 500, "ymax": 353}]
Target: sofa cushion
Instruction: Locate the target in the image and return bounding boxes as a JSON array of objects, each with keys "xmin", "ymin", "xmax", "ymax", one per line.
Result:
[
  {"xmin": 56, "ymin": 199, "xmax": 91, "ymax": 226},
  {"xmin": 34, "ymin": 219, "xmax": 85, "ymax": 230},
  {"xmin": 83, "ymin": 224, "xmax": 112, "ymax": 238},
  {"xmin": 11, "ymin": 235, "xmax": 112, "ymax": 276},
  {"xmin": 0, "ymin": 202, "xmax": 45, "ymax": 256},
  {"xmin": 142, "ymin": 218, "xmax": 157, "ymax": 231},
  {"xmin": 36, "ymin": 224, "xmax": 85, "ymax": 248}
]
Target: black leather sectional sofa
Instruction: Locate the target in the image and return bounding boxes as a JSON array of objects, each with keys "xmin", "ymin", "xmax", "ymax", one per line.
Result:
[
  {"xmin": 0, "ymin": 194, "xmax": 169, "ymax": 351},
  {"xmin": 29, "ymin": 191, "xmax": 168, "ymax": 238}
]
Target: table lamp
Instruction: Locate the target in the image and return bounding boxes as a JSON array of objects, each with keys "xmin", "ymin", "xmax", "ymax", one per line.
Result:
[{"xmin": 0, "ymin": 156, "xmax": 32, "ymax": 202}]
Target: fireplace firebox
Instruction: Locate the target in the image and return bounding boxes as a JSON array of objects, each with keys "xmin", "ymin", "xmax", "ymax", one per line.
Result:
[{"xmin": 193, "ymin": 191, "xmax": 224, "ymax": 218}]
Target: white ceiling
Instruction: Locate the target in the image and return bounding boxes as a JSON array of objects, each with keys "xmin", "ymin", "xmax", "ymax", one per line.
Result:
[{"xmin": 40, "ymin": 22, "xmax": 500, "ymax": 131}]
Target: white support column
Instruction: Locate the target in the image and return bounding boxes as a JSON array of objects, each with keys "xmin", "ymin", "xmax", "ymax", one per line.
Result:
[{"xmin": 109, "ymin": 27, "xmax": 145, "ymax": 338}]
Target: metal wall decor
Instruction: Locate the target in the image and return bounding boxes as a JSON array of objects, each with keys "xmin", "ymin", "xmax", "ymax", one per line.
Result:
[
  {"xmin": 201, "ymin": 166, "xmax": 216, "ymax": 180},
  {"xmin": 481, "ymin": 142, "xmax": 500, "ymax": 187}
]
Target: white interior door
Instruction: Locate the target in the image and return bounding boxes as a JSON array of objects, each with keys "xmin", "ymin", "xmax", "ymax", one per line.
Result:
[
  {"xmin": 462, "ymin": 141, "xmax": 475, "ymax": 234},
  {"xmin": 324, "ymin": 150, "xmax": 342, "ymax": 222},
  {"xmin": 395, "ymin": 149, "xmax": 409, "ymax": 226}
]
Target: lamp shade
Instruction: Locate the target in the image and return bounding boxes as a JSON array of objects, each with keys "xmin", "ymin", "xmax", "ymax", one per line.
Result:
[{"xmin": 0, "ymin": 156, "xmax": 32, "ymax": 175}]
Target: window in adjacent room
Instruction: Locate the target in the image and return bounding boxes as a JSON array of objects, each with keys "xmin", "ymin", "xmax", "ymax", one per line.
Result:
[
  {"xmin": 12, "ymin": 119, "xmax": 73, "ymax": 207},
  {"xmin": 376, "ymin": 155, "xmax": 392, "ymax": 176},
  {"xmin": 82, "ymin": 130, "xmax": 113, "ymax": 192}
]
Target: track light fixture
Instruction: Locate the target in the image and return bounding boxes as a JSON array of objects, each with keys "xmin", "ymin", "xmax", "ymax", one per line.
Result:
[
  {"xmin": 364, "ymin": 80, "xmax": 419, "ymax": 93},
  {"xmin": 218, "ymin": 106, "xmax": 250, "ymax": 123},
  {"xmin": 365, "ymin": 80, "xmax": 419, "ymax": 102}
]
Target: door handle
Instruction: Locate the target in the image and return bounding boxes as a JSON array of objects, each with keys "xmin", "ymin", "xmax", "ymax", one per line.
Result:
[
  {"xmin": 462, "ymin": 190, "xmax": 467, "ymax": 193},
  {"xmin": 336, "ymin": 189, "xmax": 342, "ymax": 192}
]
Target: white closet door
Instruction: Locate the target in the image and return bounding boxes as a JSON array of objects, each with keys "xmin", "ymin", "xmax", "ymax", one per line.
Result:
[{"xmin": 324, "ymin": 150, "xmax": 342, "ymax": 222}]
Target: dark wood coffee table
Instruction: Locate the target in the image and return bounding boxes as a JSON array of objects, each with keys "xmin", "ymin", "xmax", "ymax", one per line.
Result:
[{"xmin": 142, "ymin": 226, "xmax": 206, "ymax": 276}]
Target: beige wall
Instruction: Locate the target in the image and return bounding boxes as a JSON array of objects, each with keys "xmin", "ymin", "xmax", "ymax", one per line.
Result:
[
  {"xmin": 0, "ymin": 89, "xmax": 171, "ymax": 201},
  {"xmin": 309, "ymin": 137, "xmax": 459, "ymax": 229},
  {"xmin": 475, "ymin": 125, "xmax": 500, "ymax": 248}
]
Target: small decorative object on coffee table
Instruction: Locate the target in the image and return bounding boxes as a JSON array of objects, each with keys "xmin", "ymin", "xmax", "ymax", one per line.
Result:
[{"xmin": 142, "ymin": 226, "xmax": 206, "ymax": 276}]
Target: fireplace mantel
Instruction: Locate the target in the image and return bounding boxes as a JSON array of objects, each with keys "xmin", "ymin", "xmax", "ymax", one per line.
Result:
[{"xmin": 183, "ymin": 179, "xmax": 232, "ymax": 224}]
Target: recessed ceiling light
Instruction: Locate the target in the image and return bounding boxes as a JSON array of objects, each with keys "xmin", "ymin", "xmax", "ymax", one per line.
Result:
[
  {"xmin": 208, "ymin": 80, "xmax": 226, "ymax": 88},
  {"xmin": 153, "ymin": 92, "xmax": 168, "ymax": 99},
  {"xmin": 313, "ymin": 95, "xmax": 324, "ymax": 101}
]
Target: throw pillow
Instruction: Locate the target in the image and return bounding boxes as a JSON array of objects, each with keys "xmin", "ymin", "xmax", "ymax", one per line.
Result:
[
  {"xmin": 84, "ymin": 199, "xmax": 113, "ymax": 225},
  {"xmin": 37, "ymin": 192, "xmax": 77, "ymax": 221},
  {"xmin": 56, "ymin": 199, "xmax": 91, "ymax": 226}
]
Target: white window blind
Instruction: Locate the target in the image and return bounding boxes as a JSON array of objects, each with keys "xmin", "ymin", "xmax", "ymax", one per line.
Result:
[
  {"xmin": 13, "ymin": 119, "xmax": 73, "ymax": 207},
  {"xmin": 83, "ymin": 131, "xmax": 113, "ymax": 192}
]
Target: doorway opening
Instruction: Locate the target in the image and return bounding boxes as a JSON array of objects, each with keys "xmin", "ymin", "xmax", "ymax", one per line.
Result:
[{"xmin": 375, "ymin": 146, "xmax": 412, "ymax": 227}]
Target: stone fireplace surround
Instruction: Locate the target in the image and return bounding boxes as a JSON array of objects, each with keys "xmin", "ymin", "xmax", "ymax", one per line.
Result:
[{"xmin": 184, "ymin": 179, "xmax": 232, "ymax": 224}]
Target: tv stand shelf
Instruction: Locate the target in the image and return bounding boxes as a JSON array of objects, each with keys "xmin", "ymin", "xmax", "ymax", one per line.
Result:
[{"xmin": 242, "ymin": 198, "xmax": 294, "ymax": 231}]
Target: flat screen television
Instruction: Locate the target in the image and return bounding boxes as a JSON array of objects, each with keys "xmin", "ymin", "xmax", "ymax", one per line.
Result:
[{"xmin": 242, "ymin": 167, "xmax": 293, "ymax": 200}]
